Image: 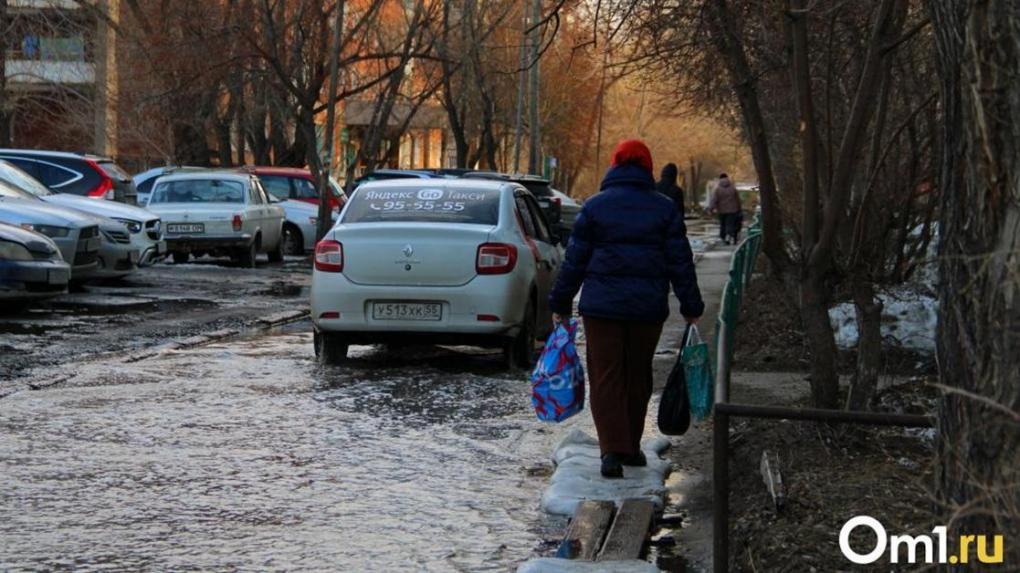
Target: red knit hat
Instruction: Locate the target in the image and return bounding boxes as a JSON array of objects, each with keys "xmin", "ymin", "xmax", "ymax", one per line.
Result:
[{"xmin": 610, "ymin": 139, "xmax": 653, "ymax": 174}]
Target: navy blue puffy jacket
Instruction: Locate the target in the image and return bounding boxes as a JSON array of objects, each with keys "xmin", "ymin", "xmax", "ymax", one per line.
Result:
[{"xmin": 548, "ymin": 164, "xmax": 704, "ymax": 323}]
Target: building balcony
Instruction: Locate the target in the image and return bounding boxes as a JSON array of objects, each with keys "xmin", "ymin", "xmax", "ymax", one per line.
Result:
[{"xmin": 5, "ymin": 59, "xmax": 95, "ymax": 86}]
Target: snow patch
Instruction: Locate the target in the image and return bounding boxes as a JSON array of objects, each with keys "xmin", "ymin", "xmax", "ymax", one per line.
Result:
[
  {"xmin": 517, "ymin": 558, "xmax": 661, "ymax": 573},
  {"xmin": 830, "ymin": 288, "xmax": 937, "ymax": 354},
  {"xmin": 540, "ymin": 429, "xmax": 672, "ymax": 516}
]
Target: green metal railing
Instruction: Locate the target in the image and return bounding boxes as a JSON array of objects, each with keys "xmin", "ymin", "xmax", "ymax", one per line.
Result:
[{"xmin": 713, "ymin": 213, "xmax": 762, "ymax": 404}]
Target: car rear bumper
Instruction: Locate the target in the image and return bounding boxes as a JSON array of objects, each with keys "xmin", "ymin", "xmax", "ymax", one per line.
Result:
[
  {"xmin": 0, "ymin": 260, "xmax": 70, "ymax": 300},
  {"xmin": 165, "ymin": 234, "xmax": 253, "ymax": 252},
  {"xmin": 311, "ymin": 272, "xmax": 531, "ymax": 339}
]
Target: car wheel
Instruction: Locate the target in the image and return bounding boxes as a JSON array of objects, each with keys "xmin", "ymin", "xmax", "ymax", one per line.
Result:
[
  {"xmin": 282, "ymin": 225, "xmax": 304, "ymax": 256},
  {"xmin": 237, "ymin": 240, "xmax": 257, "ymax": 268},
  {"xmin": 504, "ymin": 298, "xmax": 537, "ymax": 370},
  {"xmin": 267, "ymin": 234, "xmax": 285, "ymax": 264},
  {"xmin": 315, "ymin": 331, "xmax": 350, "ymax": 365},
  {"xmin": 171, "ymin": 252, "xmax": 189, "ymax": 265}
]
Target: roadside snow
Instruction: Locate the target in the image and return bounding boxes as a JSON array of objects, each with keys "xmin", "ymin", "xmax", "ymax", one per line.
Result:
[
  {"xmin": 517, "ymin": 558, "xmax": 661, "ymax": 573},
  {"xmin": 829, "ymin": 288, "xmax": 938, "ymax": 353},
  {"xmin": 540, "ymin": 429, "xmax": 672, "ymax": 517}
]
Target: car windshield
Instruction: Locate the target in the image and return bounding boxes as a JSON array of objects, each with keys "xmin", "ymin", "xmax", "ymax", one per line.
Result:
[
  {"xmin": 149, "ymin": 179, "xmax": 245, "ymax": 204},
  {"xmin": 0, "ymin": 179, "xmax": 41, "ymax": 200},
  {"xmin": 343, "ymin": 186, "xmax": 500, "ymax": 225},
  {"xmin": 0, "ymin": 161, "xmax": 53, "ymax": 197},
  {"xmin": 259, "ymin": 175, "xmax": 293, "ymax": 201}
]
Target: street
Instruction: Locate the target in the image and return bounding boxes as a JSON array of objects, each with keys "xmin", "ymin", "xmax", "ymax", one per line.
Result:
[
  {"xmin": 1, "ymin": 326, "xmax": 563, "ymax": 571},
  {"xmin": 0, "ymin": 222, "xmax": 716, "ymax": 571}
]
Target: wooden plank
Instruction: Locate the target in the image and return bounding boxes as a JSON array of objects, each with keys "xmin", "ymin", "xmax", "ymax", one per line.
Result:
[
  {"xmin": 760, "ymin": 449, "xmax": 786, "ymax": 510},
  {"xmin": 596, "ymin": 500, "xmax": 655, "ymax": 561},
  {"xmin": 556, "ymin": 500, "xmax": 615, "ymax": 560}
]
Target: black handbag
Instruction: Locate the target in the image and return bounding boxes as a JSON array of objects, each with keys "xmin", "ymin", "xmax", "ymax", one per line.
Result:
[{"xmin": 657, "ymin": 324, "xmax": 692, "ymax": 436}]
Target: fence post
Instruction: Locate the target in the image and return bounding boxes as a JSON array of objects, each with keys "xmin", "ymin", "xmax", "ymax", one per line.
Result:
[{"xmin": 713, "ymin": 408, "xmax": 730, "ymax": 573}]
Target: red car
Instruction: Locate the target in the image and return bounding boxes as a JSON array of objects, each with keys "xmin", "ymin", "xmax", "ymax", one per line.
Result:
[{"xmin": 245, "ymin": 166, "xmax": 347, "ymax": 210}]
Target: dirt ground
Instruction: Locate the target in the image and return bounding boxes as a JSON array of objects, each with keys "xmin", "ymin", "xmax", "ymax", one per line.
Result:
[
  {"xmin": 722, "ymin": 267, "xmax": 940, "ymax": 572},
  {"xmin": 732, "ymin": 267, "xmax": 937, "ymax": 377}
]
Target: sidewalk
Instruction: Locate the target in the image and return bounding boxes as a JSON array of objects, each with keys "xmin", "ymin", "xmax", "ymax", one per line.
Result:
[{"xmin": 523, "ymin": 223, "xmax": 736, "ymax": 571}]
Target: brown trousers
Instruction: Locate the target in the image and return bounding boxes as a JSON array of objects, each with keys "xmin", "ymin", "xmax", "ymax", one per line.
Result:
[{"xmin": 583, "ymin": 316, "xmax": 664, "ymax": 456}]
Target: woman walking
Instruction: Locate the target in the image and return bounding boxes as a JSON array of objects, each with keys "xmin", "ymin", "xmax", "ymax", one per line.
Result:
[
  {"xmin": 708, "ymin": 173, "xmax": 742, "ymax": 244},
  {"xmin": 549, "ymin": 139, "xmax": 704, "ymax": 478}
]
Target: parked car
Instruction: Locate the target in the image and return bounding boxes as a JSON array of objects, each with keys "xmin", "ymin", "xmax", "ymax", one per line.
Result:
[
  {"xmin": 311, "ymin": 179, "xmax": 562, "ymax": 368},
  {"xmin": 0, "ymin": 149, "xmax": 139, "ymax": 205},
  {"xmin": 0, "ymin": 222, "xmax": 70, "ymax": 302},
  {"xmin": 145, "ymin": 172, "xmax": 286, "ymax": 267},
  {"xmin": 460, "ymin": 172, "xmax": 561, "ymax": 236},
  {"xmin": 0, "ymin": 181, "xmax": 101, "ymax": 280},
  {"xmin": 245, "ymin": 166, "xmax": 347, "ymax": 210},
  {"xmin": 133, "ymin": 166, "xmax": 207, "ymax": 205},
  {"xmin": 551, "ymin": 189, "xmax": 581, "ymax": 240},
  {"xmin": 273, "ymin": 197, "xmax": 336, "ymax": 255},
  {"xmin": 0, "ymin": 160, "xmax": 165, "ymax": 265}
]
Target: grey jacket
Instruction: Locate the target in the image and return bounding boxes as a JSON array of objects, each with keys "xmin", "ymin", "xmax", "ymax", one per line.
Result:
[{"xmin": 709, "ymin": 178, "xmax": 742, "ymax": 214}]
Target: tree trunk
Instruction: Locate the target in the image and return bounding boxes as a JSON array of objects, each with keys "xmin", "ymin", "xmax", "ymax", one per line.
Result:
[
  {"xmin": 930, "ymin": 0, "xmax": 1020, "ymax": 563},
  {"xmin": 0, "ymin": 0, "xmax": 11, "ymax": 147},
  {"xmin": 846, "ymin": 280, "xmax": 883, "ymax": 411},
  {"xmin": 799, "ymin": 273, "xmax": 841, "ymax": 409}
]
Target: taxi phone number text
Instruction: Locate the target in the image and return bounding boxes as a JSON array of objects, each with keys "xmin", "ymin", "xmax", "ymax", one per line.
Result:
[{"xmin": 369, "ymin": 201, "xmax": 466, "ymax": 212}]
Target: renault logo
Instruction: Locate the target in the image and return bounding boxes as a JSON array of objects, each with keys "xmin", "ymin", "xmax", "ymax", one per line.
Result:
[{"xmin": 402, "ymin": 244, "xmax": 414, "ymax": 258}]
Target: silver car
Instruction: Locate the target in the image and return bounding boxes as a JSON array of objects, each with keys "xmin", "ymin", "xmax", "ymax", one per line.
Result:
[
  {"xmin": 277, "ymin": 197, "xmax": 336, "ymax": 255},
  {"xmin": 146, "ymin": 172, "xmax": 285, "ymax": 267},
  {"xmin": 0, "ymin": 160, "xmax": 166, "ymax": 266},
  {"xmin": 0, "ymin": 222, "xmax": 70, "ymax": 301},
  {"xmin": 0, "ymin": 181, "xmax": 101, "ymax": 280},
  {"xmin": 311, "ymin": 179, "xmax": 562, "ymax": 367}
]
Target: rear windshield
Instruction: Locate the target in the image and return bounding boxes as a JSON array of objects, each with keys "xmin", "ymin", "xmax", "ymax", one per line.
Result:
[
  {"xmin": 519, "ymin": 181, "xmax": 552, "ymax": 197},
  {"xmin": 149, "ymin": 179, "xmax": 245, "ymax": 204},
  {"xmin": 343, "ymin": 187, "xmax": 500, "ymax": 225},
  {"xmin": 97, "ymin": 161, "xmax": 131, "ymax": 181}
]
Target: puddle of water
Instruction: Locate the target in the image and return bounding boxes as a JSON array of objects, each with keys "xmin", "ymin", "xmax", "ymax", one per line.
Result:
[{"xmin": 0, "ymin": 332, "xmax": 568, "ymax": 572}]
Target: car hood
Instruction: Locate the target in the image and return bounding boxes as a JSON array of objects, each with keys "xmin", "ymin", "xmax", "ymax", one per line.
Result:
[
  {"xmin": 0, "ymin": 197, "xmax": 101, "ymax": 228},
  {"xmin": 146, "ymin": 203, "xmax": 244, "ymax": 220},
  {"xmin": 0, "ymin": 221, "xmax": 62, "ymax": 255},
  {"xmin": 44, "ymin": 194, "xmax": 158, "ymax": 222}
]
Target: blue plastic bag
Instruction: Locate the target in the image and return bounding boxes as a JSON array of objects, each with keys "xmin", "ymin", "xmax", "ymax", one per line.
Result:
[
  {"xmin": 530, "ymin": 319, "xmax": 585, "ymax": 422},
  {"xmin": 683, "ymin": 325, "xmax": 714, "ymax": 420}
]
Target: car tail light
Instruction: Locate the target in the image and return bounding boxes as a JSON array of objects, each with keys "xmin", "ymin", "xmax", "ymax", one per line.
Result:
[
  {"xmin": 551, "ymin": 197, "xmax": 562, "ymax": 207},
  {"xmin": 476, "ymin": 243, "xmax": 517, "ymax": 275},
  {"xmin": 319, "ymin": 311, "xmax": 341, "ymax": 320},
  {"xmin": 477, "ymin": 314, "xmax": 500, "ymax": 322},
  {"xmin": 315, "ymin": 240, "xmax": 344, "ymax": 272},
  {"xmin": 84, "ymin": 159, "xmax": 115, "ymax": 200},
  {"xmin": 232, "ymin": 214, "xmax": 243, "ymax": 231}
]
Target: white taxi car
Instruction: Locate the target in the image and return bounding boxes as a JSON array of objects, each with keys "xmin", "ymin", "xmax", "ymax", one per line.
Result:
[
  {"xmin": 146, "ymin": 172, "xmax": 285, "ymax": 267},
  {"xmin": 311, "ymin": 179, "xmax": 562, "ymax": 367}
]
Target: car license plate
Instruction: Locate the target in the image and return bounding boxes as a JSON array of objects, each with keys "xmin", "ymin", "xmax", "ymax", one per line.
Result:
[
  {"xmin": 372, "ymin": 302, "xmax": 442, "ymax": 321},
  {"xmin": 48, "ymin": 269, "xmax": 67, "ymax": 285},
  {"xmin": 129, "ymin": 250, "xmax": 140, "ymax": 263},
  {"xmin": 167, "ymin": 223, "xmax": 204, "ymax": 234}
]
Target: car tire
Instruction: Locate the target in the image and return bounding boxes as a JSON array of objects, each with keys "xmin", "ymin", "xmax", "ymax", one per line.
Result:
[
  {"xmin": 282, "ymin": 224, "xmax": 303, "ymax": 256},
  {"xmin": 315, "ymin": 331, "xmax": 350, "ymax": 365},
  {"xmin": 171, "ymin": 252, "xmax": 189, "ymax": 265},
  {"xmin": 267, "ymin": 234, "xmax": 284, "ymax": 263},
  {"xmin": 237, "ymin": 240, "xmax": 257, "ymax": 268},
  {"xmin": 504, "ymin": 297, "xmax": 537, "ymax": 370}
]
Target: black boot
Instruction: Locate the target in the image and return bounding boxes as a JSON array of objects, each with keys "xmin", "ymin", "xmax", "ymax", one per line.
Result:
[
  {"xmin": 601, "ymin": 453, "xmax": 624, "ymax": 478},
  {"xmin": 620, "ymin": 451, "xmax": 647, "ymax": 467}
]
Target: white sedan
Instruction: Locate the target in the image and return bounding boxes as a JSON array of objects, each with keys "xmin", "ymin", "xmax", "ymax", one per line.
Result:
[
  {"xmin": 146, "ymin": 172, "xmax": 285, "ymax": 267},
  {"xmin": 311, "ymin": 179, "xmax": 563, "ymax": 367}
]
